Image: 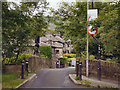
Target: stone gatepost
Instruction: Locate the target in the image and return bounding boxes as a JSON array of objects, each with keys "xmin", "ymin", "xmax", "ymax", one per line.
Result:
[{"xmin": 51, "ymin": 56, "xmax": 58, "ymax": 68}]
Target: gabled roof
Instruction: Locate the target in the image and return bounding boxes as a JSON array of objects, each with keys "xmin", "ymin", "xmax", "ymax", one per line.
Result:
[
  {"xmin": 52, "ymin": 42, "xmax": 63, "ymax": 48},
  {"xmin": 45, "ymin": 34, "xmax": 57, "ymax": 41},
  {"xmin": 41, "ymin": 37, "xmax": 48, "ymax": 42},
  {"xmin": 40, "ymin": 42, "xmax": 50, "ymax": 46},
  {"xmin": 41, "ymin": 34, "xmax": 65, "ymax": 43},
  {"xmin": 55, "ymin": 36, "xmax": 65, "ymax": 43}
]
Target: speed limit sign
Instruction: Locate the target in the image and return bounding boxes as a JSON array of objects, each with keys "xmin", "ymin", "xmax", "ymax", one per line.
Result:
[{"xmin": 87, "ymin": 25, "xmax": 98, "ymax": 35}]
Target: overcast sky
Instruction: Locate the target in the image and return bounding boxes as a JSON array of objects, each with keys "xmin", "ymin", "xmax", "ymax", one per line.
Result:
[
  {"xmin": 46, "ymin": 0, "xmax": 76, "ymax": 10},
  {"xmin": 6, "ymin": 0, "xmax": 116, "ymax": 16}
]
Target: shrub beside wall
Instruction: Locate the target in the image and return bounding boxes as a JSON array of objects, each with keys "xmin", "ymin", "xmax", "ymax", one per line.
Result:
[
  {"xmin": 2, "ymin": 54, "xmax": 38, "ymax": 65},
  {"xmin": 39, "ymin": 46, "xmax": 52, "ymax": 59},
  {"xmin": 63, "ymin": 54, "xmax": 76, "ymax": 58}
]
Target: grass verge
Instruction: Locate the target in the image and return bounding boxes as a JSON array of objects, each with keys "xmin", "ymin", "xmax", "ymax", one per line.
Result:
[{"xmin": 2, "ymin": 73, "xmax": 24, "ymax": 88}]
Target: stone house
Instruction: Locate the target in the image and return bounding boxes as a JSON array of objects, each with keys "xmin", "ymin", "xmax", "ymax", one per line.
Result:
[
  {"xmin": 24, "ymin": 31, "xmax": 72, "ymax": 57},
  {"xmin": 40, "ymin": 32, "xmax": 65, "ymax": 57}
]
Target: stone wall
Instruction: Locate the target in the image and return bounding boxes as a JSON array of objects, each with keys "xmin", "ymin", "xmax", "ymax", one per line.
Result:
[
  {"xmin": 27, "ymin": 57, "xmax": 52, "ymax": 72},
  {"xmin": 51, "ymin": 56, "xmax": 57, "ymax": 68},
  {"xmin": 3, "ymin": 64, "xmax": 21, "ymax": 74},
  {"xmin": 76, "ymin": 58, "xmax": 120, "ymax": 81},
  {"xmin": 3, "ymin": 57, "xmax": 53, "ymax": 74}
]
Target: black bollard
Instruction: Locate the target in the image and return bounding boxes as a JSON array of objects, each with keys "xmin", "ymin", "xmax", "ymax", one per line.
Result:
[
  {"xmin": 79, "ymin": 62, "xmax": 82, "ymax": 80},
  {"xmin": 69, "ymin": 60, "xmax": 71, "ymax": 66},
  {"xmin": 26, "ymin": 60, "xmax": 28, "ymax": 76},
  {"xmin": 57, "ymin": 61, "xmax": 59, "ymax": 68},
  {"xmin": 21, "ymin": 61, "xmax": 24, "ymax": 79},
  {"xmin": 56, "ymin": 61, "xmax": 59, "ymax": 68},
  {"xmin": 76, "ymin": 60, "xmax": 79, "ymax": 77}
]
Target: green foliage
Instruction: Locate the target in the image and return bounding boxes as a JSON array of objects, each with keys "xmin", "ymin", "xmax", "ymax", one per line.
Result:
[
  {"xmin": 39, "ymin": 46, "xmax": 52, "ymax": 59},
  {"xmin": 2, "ymin": 73, "xmax": 24, "ymax": 88},
  {"xmin": 84, "ymin": 80, "xmax": 91, "ymax": 87},
  {"xmin": 81, "ymin": 51, "xmax": 87, "ymax": 59},
  {"xmin": 63, "ymin": 54, "xmax": 76, "ymax": 58},
  {"xmin": 3, "ymin": 54, "xmax": 38, "ymax": 64},
  {"xmin": 67, "ymin": 58, "xmax": 76, "ymax": 61},
  {"xmin": 52, "ymin": 1, "xmax": 120, "ymax": 62},
  {"xmin": 2, "ymin": 1, "xmax": 49, "ymax": 60},
  {"xmin": 75, "ymin": 76, "xmax": 79, "ymax": 80},
  {"xmin": 97, "ymin": 85, "xmax": 101, "ymax": 88},
  {"xmin": 89, "ymin": 55, "xmax": 95, "ymax": 60},
  {"xmin": 58, "ymin": 57, "xmax": 68, "ymax": 64}
]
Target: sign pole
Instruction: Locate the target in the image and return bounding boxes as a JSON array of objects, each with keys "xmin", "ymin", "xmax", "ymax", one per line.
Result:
[
  {"xmin": 91, "ymin": 1, "xmax": 101, "ymax": 80},
  {"xmin": 86, "ymin": 0, "xmax": 89, "ymax": 77}
]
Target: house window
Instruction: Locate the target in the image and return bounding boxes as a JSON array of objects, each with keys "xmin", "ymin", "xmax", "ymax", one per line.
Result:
[{"xmin": 56, "ymin": 50, "xmax": 59, "ymax": 54}]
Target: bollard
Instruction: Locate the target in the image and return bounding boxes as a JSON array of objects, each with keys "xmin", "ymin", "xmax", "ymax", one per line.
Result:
[
  {"xmin": 56, "ymin": 61, "xmax": 59, "ymax": 68},
  {"xmin": 79, "ymin": 62, "xmax": 82, "ymax": 80},
  {"xmin": 57, "ymin": 61, "xmax": 59, "ymax": 68},
  {"xmin": 26, "ymin": 60, "xmax": 28, "ymax": 76},
  {"xmin": 69, "ymin": 60, "xmax": 71, "ymax": 66},
  {"xmin": 21, "ymin": 61, "xmax": 24, "ymax": 79},
  {"xmin": 76, "ymin": 60, "xmax": 79, "ymax": 77}
]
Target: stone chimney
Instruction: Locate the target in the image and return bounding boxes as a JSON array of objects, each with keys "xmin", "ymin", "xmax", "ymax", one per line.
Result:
[{"xmin": 46, "ymin": 31, "xmax": 53, "ymax": 35}]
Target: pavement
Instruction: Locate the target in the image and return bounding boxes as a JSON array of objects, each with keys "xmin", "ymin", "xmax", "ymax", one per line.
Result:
[
  {"xmin": 69, "ymin": 74, "xmax": 119, "ymax": 89},
  {"xmin": 15, "ymin": 73, "xmax": 37, "ymax": 89}
]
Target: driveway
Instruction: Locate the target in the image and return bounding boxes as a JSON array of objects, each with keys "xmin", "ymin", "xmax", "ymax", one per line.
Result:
[{"xmin": 24, "ymin": 67, "xmax": 87, "ymax": 88}]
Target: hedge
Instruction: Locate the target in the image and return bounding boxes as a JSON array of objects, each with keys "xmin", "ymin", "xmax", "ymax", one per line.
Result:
[
  {"xmin": 58, "ymin": 57, "xmax": 68, "ymax": 64},
  {"xmin": 63, "ymin": 54, "xmax": 76, "ymax": 58},
  {"xmin": 39, "ymin": 46, "xmax": 52, "ymax": 59},
  {"xmin": 2, "ymin": 54, "xmax": 38, "ymax": 64}
]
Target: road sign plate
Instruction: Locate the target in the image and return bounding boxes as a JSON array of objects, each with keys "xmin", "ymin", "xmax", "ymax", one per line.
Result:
[
  {"xmin": 88, "ymin": 9, "xmax": 98, "ymax": 21},
  {"xmin": 87, "ymin": 25, "xmax": 98, "ymax": 35}
]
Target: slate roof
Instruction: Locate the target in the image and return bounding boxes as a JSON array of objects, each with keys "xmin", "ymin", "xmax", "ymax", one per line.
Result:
[
  {"xmin": 41, "ymin": 34, "xmax": 65, "ymax": 43},
  {"xmin": 40, "ymin": 33, "xmax": 65, "ymax": 48},
  {"xmin": 52, "ymin": 42, "xmax": 63, "ymax": 48},
  {"xmin": 41, "ymin": 37, "xmax": 48, "ymax": 42},
  {"xmin": 40, "ymin": 42, "xmax": 50, "ymax": 46},
  {"xmin": 55, "ymin": 36, "xmax": 65, "ymax": 43}
]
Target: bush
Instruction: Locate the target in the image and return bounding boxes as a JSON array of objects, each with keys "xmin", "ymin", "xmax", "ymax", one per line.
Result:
[
  {"xmin": 89, "ymin": 55, "xmax": 95, "ymax": 60},
  {"xmin": 81, "ymin": 51, "xmax": 86, "ymax": 59},
  {"xmin": 63, "ymin": 54, "xmax": 76, "ymax": 58},
  {"xmin": 39, "ymin": 46, "xmax": 52, "ymax": 59},
  {"xmin": 58, "ymin": 57, "xmax": 68, "ymax": 64},
  {"xmin": 75, "ymin": 76, "xmax": 79, "ymax": 80},
  {"xmin": 3, "ymin": 54, "xmax": 38, "ymax": 64},
  {"xmin": 67, "ymin": 58, "xmax": 76, "ymax": 62}
]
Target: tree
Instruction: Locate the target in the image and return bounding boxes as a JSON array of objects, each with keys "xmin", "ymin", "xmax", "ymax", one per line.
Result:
[
  {"xmin": 52, "ymin": 2, "xmax": 87, "ymax": 56},
  {"xmin": 2, "ymin": 2, "xmax": 30, "ymax": 60},
  {"xmin": 52, "ymin": 1, "xmax": 120, "ymax": 62},
  {"xmin": 93, "ymin": 1, "xmax": 120, "ymax": 61},
  {"xmin": 2, "ymin": 1, "xmax": 49, "ymax": 61}
]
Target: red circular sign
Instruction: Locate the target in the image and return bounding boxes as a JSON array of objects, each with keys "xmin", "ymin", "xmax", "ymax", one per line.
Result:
[{"xmin": 87, "ymin": 25, "xmax": 98, "ymax": 35}]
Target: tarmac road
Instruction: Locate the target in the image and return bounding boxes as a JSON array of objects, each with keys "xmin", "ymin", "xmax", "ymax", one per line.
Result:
[{"xmin": 24, "ymin": 67, "xmax": 87, "ymax": 88}]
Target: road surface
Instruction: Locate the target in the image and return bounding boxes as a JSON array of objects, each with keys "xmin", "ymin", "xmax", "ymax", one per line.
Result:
[{"xmin": 24, "ymin": 67, "xmax": 87, "ymax": 88}]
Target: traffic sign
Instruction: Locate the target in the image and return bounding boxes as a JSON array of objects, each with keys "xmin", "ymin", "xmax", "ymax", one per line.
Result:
[
  {"xmin": 88, "ymin": 9, "xmax": 98, "ymax": 21},
  {"xmin": 87, "ymin": 25, "xmax": 98, "ymax": 35},
  {"xmin": 88, "ymin": 16, "xmax": 96, "ymax": 21}
]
